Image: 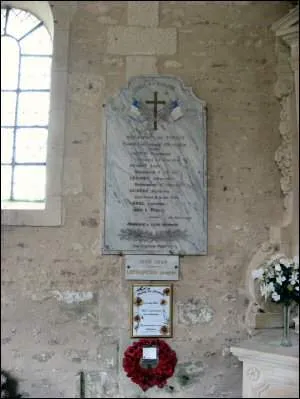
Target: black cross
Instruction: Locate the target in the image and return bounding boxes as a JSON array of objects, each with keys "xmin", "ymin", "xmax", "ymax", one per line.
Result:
[{"xmin": 145, "ymin": 91, "xmax": 166, "ymax": 130}]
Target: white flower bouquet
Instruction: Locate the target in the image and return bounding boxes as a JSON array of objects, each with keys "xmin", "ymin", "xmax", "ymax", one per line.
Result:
[{"xmin": 252, "ymin": 254, "xmax": 299, "ymax": 305}]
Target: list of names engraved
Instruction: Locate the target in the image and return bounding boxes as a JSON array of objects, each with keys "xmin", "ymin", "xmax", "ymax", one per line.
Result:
[{"xmin": 103, "ymin": 76, "xmax": 207, "ymax": 255}]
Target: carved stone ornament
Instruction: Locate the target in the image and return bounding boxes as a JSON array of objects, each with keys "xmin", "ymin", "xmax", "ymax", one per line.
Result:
[
  {"xmin": 244, "ymin": 241, "xmax": 280, "ymax": 335},
  {"xmin": 246, "ymin": 366, "xmax": 260, "ymax": 382}
]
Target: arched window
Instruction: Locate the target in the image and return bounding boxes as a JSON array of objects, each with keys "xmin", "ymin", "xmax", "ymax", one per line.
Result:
[
  {"xmin": 1, "ymin": 6, "xmax": 52, "ymax": 208},
  {"xmin": 1, "ymin": 1, "xmax": 73, "ymax": 226}
]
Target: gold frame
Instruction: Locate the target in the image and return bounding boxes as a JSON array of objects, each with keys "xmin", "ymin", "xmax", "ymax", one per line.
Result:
[{"xmin": 130, "ymin": 283, "xmax": 173, "ymax": 338}]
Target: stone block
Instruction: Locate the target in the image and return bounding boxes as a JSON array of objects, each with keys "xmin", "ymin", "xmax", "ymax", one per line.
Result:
[
  {"xmin": 97, "ymin": 282, "xmax": 127, "ymax": 327},
  {"xmin": 175, "ymin": 361, "xmax": 205, "ymax": 387},
  {"xmin": 63, "ymin": 158, "xmax": 83, "ymax": 195},
  {"xmin": 52, "ymin": 3, "xmax": 77, "ymax": 30},
  {"xmin": 32, "ymin": 352, "xmax": 55, "ymax": 363},
  {"xmin": 126, "ymin": 56, "xmax": 157, "ymax": 80},
  {"xmin": 107, "ymin": 27, "xmax": 177, "ymax": 55},
  {"xmin": 177, "ymin": 299, "xmax": 215, "ymax": 325},
  {"xmin": 50, "ymin": 70, "xmax": 68, "ymax": 112},
  {"xmin": 254, "ymin": 312, "xmax": 290, "ymax": 329},
  {"xmin": 128, "ymin": 1, "xmax": 159, "ymax": 27},
  {"xmin": 52, "ymin": 28, "xmax": 70, "ymax": 72},
  {"xmin": 76, "ymin": 371, "xmax": 119, "ymax": 398},
  {"xmin": 163, "ymin": 59, "xmax": 183, "ymax": 69},
  {"xmin": 96, "ymin": 343, "xmax": 118, "ymax": 369}
]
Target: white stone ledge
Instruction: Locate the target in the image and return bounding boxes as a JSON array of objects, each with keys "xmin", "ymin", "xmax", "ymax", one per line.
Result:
[
  {"xmin": 231, "ymin": 330, "xmax": 299, "ymax": 398},
  {"xmin": 107, "ymin": 27, "xmax": 177, "ymax": 55},
  {"xmin": 230, "ymin": 346, "xmax": 298, "ymax": 369},
  {"xmin": 1, "ymin": 196, "xmax": 63, "ymax": 226},
  {"xmin": 230, "ymin": 330, "xmax": 299, "ymax": 363}
]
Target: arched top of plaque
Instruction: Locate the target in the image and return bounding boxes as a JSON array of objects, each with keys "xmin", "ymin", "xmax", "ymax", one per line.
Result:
[
  {"xmin": 106, "ymin": 75, "xmax": 206, "ymax": 122},
  {"xmin": 103, "ymin": 75, "xmax": 207, "ymax": 256}
]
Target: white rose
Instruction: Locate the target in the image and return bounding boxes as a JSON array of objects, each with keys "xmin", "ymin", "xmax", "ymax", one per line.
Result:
[
  {"xmin": 280, "ymin": 258, "xmax": 292, "ymax": 268},
  {"xmin": 252, "ymin": 268, "xmax": 264, "ymax": 279},
  {"xmin": 271, "ymin": 253, "xmax": 284, "ymax": 262},
  {"xmin": 276, "ymin": 275, "xmax": 286, "ymax": 285},
  {"xmin": 290, "ymin": 271, "xmax": 298, "ymax": 285},
  {"xmin": 267, "ymin": 282, "xmax": 275, "ymax": 292},
  {"xmin": 275, "ymin": 263, "xmax": 282, "ymax": 272},
  {"xmin": 267, "ymin": 268, "xmax": 275, "ymax": 278},
  {"xmin": 271, "ymin": 292, "xmax": 281, "ymax": 302}
]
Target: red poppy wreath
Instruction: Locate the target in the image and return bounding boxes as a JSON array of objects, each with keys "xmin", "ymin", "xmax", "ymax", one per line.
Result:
[{"xmin": 123, "ymin": 338, "xmax": 177, "ymax": 391}]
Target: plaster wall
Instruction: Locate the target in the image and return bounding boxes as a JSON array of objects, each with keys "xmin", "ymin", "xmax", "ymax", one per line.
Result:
[{"xmin": 1, "ymin": 1, "xmax": 292, "ymax": 397}]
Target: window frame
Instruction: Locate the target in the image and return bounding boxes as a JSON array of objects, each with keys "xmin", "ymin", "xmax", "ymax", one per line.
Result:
[{"xmin": 1, "ymin": 1, "xmax": 74, "ymax": 226}]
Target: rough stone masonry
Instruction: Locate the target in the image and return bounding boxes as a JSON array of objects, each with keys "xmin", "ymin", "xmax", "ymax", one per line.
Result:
[{"xmin": 1, "ymin": 1, "xmax": 294, "ymax": 398}]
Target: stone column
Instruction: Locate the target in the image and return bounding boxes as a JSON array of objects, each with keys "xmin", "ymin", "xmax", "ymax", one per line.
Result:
[
  {"xmin": 271, "ymin": 6, "xmax": 299, "ymax": 257},
  {"xmin": 290, "ymin": 44, "xmax": 299, "ymax": 256}
]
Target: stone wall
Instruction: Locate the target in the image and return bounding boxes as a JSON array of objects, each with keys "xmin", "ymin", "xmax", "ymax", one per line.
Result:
[{"xmin": 1, "ymin": 1, "xmax": 292, "ymax": 397}]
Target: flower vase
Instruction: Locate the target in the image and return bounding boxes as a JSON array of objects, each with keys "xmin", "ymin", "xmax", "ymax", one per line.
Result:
[
  {"xmin": 293, "ymin": 305, "xmax": 299, "ymax": 334},
  {"xmin": 281, "ymin": 303, "xmax": 292, "ymax": 347}
]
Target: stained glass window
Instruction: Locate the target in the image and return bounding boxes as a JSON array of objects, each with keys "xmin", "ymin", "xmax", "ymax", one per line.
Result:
[{"xmin": 1, "ymin": 7, "xmax": 52, "ymax": 204}]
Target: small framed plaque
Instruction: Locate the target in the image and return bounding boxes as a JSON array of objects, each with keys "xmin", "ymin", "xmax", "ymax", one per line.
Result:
[
  {"xmin": 131, "ymin": 284, "xmax": 173, "ymax": 338},
  {"xmin": 125, "ymin": 255, "xmax": 179, "ymax": 281},
  {"xmin": 141, "ymin": 346, "xmax": 159, "ymax": 369}
]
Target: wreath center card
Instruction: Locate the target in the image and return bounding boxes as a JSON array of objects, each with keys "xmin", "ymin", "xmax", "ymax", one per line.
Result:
[
  {"xmin": 131, "ymin": 284, "xmax": 173, "ymax": 338},
  {"xmin": 123, "ymin": 338, "xmax": 177, "ymax": 391}
]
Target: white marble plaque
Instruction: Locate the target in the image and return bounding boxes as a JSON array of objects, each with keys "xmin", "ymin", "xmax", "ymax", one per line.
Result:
[
  {"xmin": 131, "ymin": 284, "xmax": 172, "ymax": 338},
  {"xmin": 103, "ymin": 76, "xmax": 207, "ymax": 255},
  {"xmin": 125, "ymin": 255, "xmax": 179, "ymax": 280}
]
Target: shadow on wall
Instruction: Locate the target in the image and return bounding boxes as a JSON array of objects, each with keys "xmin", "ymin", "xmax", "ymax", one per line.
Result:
[{"xmin": 1, "ymin": 370, "xmax": 23, "ymax": 398}]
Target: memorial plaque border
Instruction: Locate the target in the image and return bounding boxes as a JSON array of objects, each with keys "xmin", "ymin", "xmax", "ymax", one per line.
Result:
[
  {"xmin": 130, "ymin": 283, "xmax": 173, "ymax": 338},
  {"xmin": 102, "ymin": 75, "xmax": 207, "ymax": 256}
]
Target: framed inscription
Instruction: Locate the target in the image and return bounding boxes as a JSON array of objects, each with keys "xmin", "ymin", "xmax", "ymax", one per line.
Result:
[
  {"xmin": 131, "ymin": 284, "xmax": 173, "ymax": 338},
  {"xmin": 125, "ymin": 255, "xmax": 179, "ymax": 280},
  {"xmin": 103, "ymin": 75, "xmax": 207, "ymax": 255}
]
